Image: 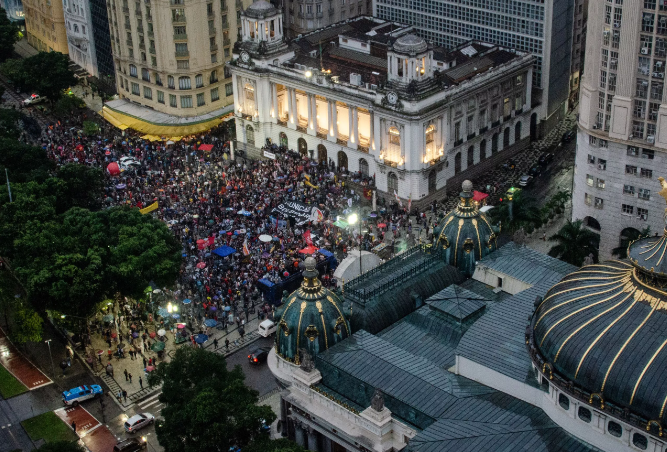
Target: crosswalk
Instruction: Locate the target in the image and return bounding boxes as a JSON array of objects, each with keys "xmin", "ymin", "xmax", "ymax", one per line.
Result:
[{"xmin": 135, "ymin": 392, "xmax": 164, "ymax": 415}]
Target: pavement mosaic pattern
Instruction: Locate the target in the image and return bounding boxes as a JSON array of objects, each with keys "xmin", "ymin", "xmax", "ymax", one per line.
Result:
[
  {"xmin": 0, "ymin": 328, "xmax": 51, "ymax": 391},
  {"xmin": 54, "ymin": 405, "xmax": 118, "ymax": 452}
]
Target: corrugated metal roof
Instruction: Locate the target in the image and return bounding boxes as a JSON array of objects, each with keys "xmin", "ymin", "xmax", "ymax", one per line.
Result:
[
  {"xmin": 328, "ymin": 47, "xmax": 388, "ymax": 69},
  {"xmin": 426, "ymin": 285, "xmax": 487, "ymax": 322}
]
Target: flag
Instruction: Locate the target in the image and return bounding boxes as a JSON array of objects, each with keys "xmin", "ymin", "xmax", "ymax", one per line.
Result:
[
  {"xmin": 139, "ymin": 201, "xmax": 159, "ymax": 214},
  {"xmin": 242, "ymin": 238, "xmax": 250, "ymax": 256},
  {"xmin": 363, "ymin": 188, "xmax": 372, "ymax": 200},
  {"xmin": 407, "ymin": 193, "xmax": 412, "ymax": 212},
  {"xmin": 304, "ymin": 230, "xmax": 313, "ymax": 247},
  {"xmin": 208, "ymin": 235, "xmax": 215, "ymax": 246},
  {"xmin": 311, "ymin": 208, "xmax": 324, "ymax": 223},
  {"xmin": 394, "ymin": 190, "xmax": 403, "ymax": 208}
]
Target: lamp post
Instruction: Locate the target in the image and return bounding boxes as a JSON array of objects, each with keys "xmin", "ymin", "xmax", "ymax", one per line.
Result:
[
  {"xmin": 45, "ymin": 339, "xmax": 55, "ymax": 377},
  {"xmin": 347, "ymin": 212, "xmax": 361, "ymax": 276}
]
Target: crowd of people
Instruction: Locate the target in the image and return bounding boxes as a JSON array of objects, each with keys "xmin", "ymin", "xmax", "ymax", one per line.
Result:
[{"xmin": 36, "ymin": 116, "xmax": 438, "ymax": 332}]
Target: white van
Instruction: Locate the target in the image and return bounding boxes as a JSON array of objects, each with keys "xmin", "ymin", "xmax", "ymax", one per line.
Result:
[{"xmin": 258, "ymin": 319, "xmax": 276, "ymax": 337}]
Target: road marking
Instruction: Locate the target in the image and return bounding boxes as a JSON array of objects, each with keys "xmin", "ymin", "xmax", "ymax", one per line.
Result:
[
  {"xmin": 138, "ymin": 392, "xmax": 161, "ymax": 405},
  {"xmin": 140, "ymin": 399, "xmax": 161, "ymax": 409}
]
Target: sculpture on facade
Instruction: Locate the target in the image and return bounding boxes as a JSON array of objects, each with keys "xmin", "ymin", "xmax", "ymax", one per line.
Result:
[
  {"xmin": 371, "ymin": 389, "xmax": 384, "ymax": 411},
  {"xmin": 299, "ymin": 348, "xmax": 314, "ymax": 372}
]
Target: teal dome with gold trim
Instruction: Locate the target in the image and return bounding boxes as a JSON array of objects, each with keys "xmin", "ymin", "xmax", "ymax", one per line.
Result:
[
  {"xmin": 274, "ymin": 257, "xmax": 351, "ymax": 364},
  {"xmin": 433, "ymin": 180, "xmax": 499, "ymax": 276}
]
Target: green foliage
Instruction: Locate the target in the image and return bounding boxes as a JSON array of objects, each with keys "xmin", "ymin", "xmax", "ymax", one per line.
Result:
[
  {"xmin": 5, "ymin": 52, "xmax": 77, "ymax": 102},
  {"xmin": 50, "ymin": 164, "xmax": 104, "ymax": 212},
  {"xmin": 489, "ymin": 191, "xmax": 541, "ymax": 233},
  {"xmin": 0, "ymin": 138, "xmax": 55, "ymax": 183},
  {"xmin": 0, "ymin": 11, "xmax": 19, "ymax": 62},
  {"xmin": 53, "ymin": 95, "xmax": 86, "ymax": 116},
  {"xmin": 34, "ymin": 443, "xmax": 85, "ymax": 452},
  {"xmin": 0, "ymin": 59, "xmax": 29, "ymax": 92},
  {"xmin": 245, "ymin": 438, "xmax": 307, "ymax": 452},
  {"xmin": 10, "ymin": 303, "xmax": 43, "ymax": 343},
  {"xmin": 612, "ymin": 226, "xmax": 651, "ymax": 258},
  {"xmin": 548, "ymin": 219, "xmax": 600, "ymax": 267},
  {"xmin": 82, "ymin": 121, "xmax": 99, "ymax": 136},
  {"xmin": 0, "ymin": 363, "xmax": 27, "ymax": 398},
  {"xmin": 22, "ymin": 411, "xmax": 79, "ymax": 444},
  {"xmin": 0, "ymin": 108, "xmax": 21, "ymax": 139},
  {"xmin": 148, "ymin": 347, "xmax": 276, "ymax": 452}
]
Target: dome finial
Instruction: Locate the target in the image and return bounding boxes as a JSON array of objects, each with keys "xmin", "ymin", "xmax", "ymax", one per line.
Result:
[
  {"xmin": 462, "ymin": 180, "xmax": 473, "ymax": 193},
  {"xmin": 305, "ymin": 256, "xmax": 316, "ymax": 271}
]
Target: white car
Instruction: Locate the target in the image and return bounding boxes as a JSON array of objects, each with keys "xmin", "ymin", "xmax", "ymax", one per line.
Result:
[
  {"xmin": 258, "ymin": 319, "xmax": 276, "ymax": 337},
  {"xmin": 23, "ymin": 94, "xmax": 43, "ymax": 105},
  {"xmin": 119, "ymin": 156, "xmax": 141, "ymax": 170},
  {"xmin": 124, "ymin": 413, "xmax": 155, "ymax": 433}
]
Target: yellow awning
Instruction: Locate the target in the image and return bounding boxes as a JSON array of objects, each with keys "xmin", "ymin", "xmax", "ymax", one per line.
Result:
[
  {"xmin": 140, "ymin": 134, "xmax": 163, "ymax": 142},
  {"xmin": 102, "ymin": 105, "xmax": 225, "ymax": 136}
]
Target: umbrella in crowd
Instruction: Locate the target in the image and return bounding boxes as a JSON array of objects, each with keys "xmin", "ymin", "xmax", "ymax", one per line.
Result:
[
  {"xmin": 194, "ymin": 334, "xmax": 209, "ymax": 344},
  {"xmin": 172, "ymin": 313, "xmax": 181, "ymax": 319},
  {"xmin": 259, "ymin": 234, "xmax": 272, "ymax": 243},
  {"xmin": 116, "ymin": 184, "xmax": 126, "ymax": 189},
  {"xmin": 103, "ymin": 314, "xmax": 114, "ymax": 322},
  {"xmin": 157, "ymin": 329, "xmax": 166, "ymax": 336},
  {"xmin": 204, "ymin": 319, "xmax": 218, "ymax": 327},
  {"xmin": 145, "ymin": 365, "xmax": 156, "ymax": 372},
  {"xmin": 157, "ymin": 308, "xmax": 169, "ymax": 318},
  {"xmin": 149, "ymin": 332, "xmax": 156, "ymax": 338},
  {"xmin": 132, "ymin": 332, "xmax": 139, "ymax": 338},
  {"xmin": 209, "ymin": 306, "xmax": 217, "ymax": 312},
  {"xmin": 151, "ymin": 341, "xmax": 165, "ymax": 352},
  {"xmin": 177, "ymin": 323, "xmax": 186, "ymax": 329},
  {"xmin": 182, "ymin": 299, "xmax": 192, "ymax": 304},
  {"xmin": 196, "ymin": 262, "xmax": 206, "ymax": 269},
  {"xmin": 299, "ymin": 246, "xmax": 318, "ymax": 255}
]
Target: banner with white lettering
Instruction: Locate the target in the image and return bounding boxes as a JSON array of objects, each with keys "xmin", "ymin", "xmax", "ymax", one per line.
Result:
[{"xmin": 272, "ymin": 201, "xmax": 316, "ymax": 225}]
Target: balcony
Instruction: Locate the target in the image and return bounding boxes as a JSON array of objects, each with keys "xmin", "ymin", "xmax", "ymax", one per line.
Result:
[
  {"xmin": 454, "ymin": 139, "xmax": 463, "ymax": 147},
  {"xmin": 221, "ymin": 20, "xmax": 229, "ymax": 29},
  {"xmin": 175, "ymin": 50, "xmax": 189, "ymax": 57},
  {"xmin": 305, "ymin": 12, "xmax": 314, "ymax": 18},
  {"xmin": 149, "ymin": 46, "xmax": 155, "ymax": 54},
  {"xmin": 135, "ymin": 8, "xmax": 142, "ymax": 15},
  {"xmin": 172, "ymin": 15, "xmax": 186, "ymax": 23},
  {"xmin": 316, "ymin": 11, "xmax": 323, "ymax": 17},
  {"xmin": 146, "ymin": 14, "xmax": 152, "ymax": 21},
  {"xmin": 210, "ymin": 44, "xmax": 218, "ymax": 51},
  {"xmin": 173, "ymin": 32, "xmax": 187, "ymax": 40},
  {"xmin": 139, "ymin": 42, "xmax": 146, "ymax": 50},
  {"xmin": 223, "ymin": 37, "xmax": 231, "ymax": 46},
  {"xmin": 328, "ymin": 8, "xmax": 334, "ymax": 15},
  {"xmin": 208, "ymin": 10, "xmax": 214, "ymax": 17},
  {"xmin": 467, "ymin": 133, "xmax": 475, "ymax": 140},
  {"xmin": 122, "ymin": 6, "xmax": 129, "ymax": 12}
]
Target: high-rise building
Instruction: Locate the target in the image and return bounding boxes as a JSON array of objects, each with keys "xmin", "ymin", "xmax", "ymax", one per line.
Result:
[
  {"xmin": 63, "ymin": 0, "xmax": 115, "ymax": 81},
  {"xmin": 573, "ymin": 0, "xmax": 667, "ymax": 258},
  {"xmin": 373, "ymin": 0, "xmax": 575, "ymax": 134},
  {"xmin": 569, "ymin": 0, "xmax": 588, "ymax": 107},
  {"xmin": 104, "ymin": 0, "xmax": 243, "ymax": 134},
  {"xmin": 1, "ymin": 0, "xmax": 25, "ymax": 23},
  {"xmin": 281, "ymin": 0, "xmax": 371, "ymax": 37},
  {"xmin": 23, "ymin": 0, "xmax": 68, "ymax": 53}
]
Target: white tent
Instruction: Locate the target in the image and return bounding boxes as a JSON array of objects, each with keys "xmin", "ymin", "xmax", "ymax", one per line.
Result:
[{"xmin": 333, "ymin": 250, "xmax": 382, "ymax": 286}]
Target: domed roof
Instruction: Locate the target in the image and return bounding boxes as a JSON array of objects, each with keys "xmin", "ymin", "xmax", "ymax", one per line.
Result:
[
  {"xmin": 274, "ymin": 257, "xmax": 351, "ymax": 364},
  {"xmin": 244, "ymin": 0, "xmax": 278, "ymax": 18},
  {"xmin": 534, "ymin": 180, "xmax": 667, "ymax": 425},
  {"xmin": 433, "ymin": 181, "xmax": 498, "ymax": 276},
  {"xmin": 393, "ymin": 34, "xmax": 428, "ymax": 55}
]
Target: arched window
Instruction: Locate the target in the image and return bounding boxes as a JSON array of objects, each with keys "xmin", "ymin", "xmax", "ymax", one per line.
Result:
[
  {"xmin": 480, "ymin": 139, "xmax": 487, "ymax": 160},
  {"xmin": 246, "ymin": 125, "xmax": 255, "ymax": 144},
  {"xmin": 454, "ymin": 152, "xmax": 461, "ymax": 174},
  {"xmin": 515, "ymin": 122, "xmax": 522, "ymax": 142},
  {"xmin": 297, "ymin": 138, "xmax": 307, "ymax": 155},
  {"xmin": 467, "ymin": 146, "xmax": 474, "ymax": 167},
  {"xmin": 73, "ymin": 24, "xmax": 79, "ymax": 33},
  {"xmin": 168, "ymin": 75, "xmax": 175, "ymax": 88},
  {"xmin": 195, "ymin": 74, "xmax": 203, "ymax": 88},
  {"xmin": 210, "ymin": 70, "xmax": 218, "ymax": 83},
  {"xmin": 503, "ymin": 127, "xmax": 510, "ymax": 148},
  {"xmin": 492, "ymin": 133, "xmax": 499, "ymax": 153},
  {"xmin": 424, "ymin": 124, "xmax": 435, "ymax": 162},
  {"xmin": 337, "ymin": 151, "xmax": 348, "ymax": 170},
  {"xmin": 387, "ymin": 172, "xmax": 398, "ymax": 194},
  {"xmin": 387, "ymin": 126, "xmax": 401, "ymax": 163},
  {"xmin": 129, "ymin": 64, "xmax": 137, "ymax": 77},
  {"xmin": 244, "ymin": 83, "xmax": 255, "ymax": 114},
  {"xmin": 179, "ymin": 76, "xmax": 191, "ymax": 90},
  {"xmin": 359, "ymin": 158, "xmax": 369, "ymax": 176},
  {"xmin": 317, "ymin": 144, "xmax": 327, "ymax": 163}
]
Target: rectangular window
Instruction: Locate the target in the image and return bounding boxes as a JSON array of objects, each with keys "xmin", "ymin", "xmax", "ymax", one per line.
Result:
[
  {"xmin": 586, "ymin": 174, "xmax": 594, "ymax": 186},
  {"xmin": 168, "ymin": 75, "xmax": 175, "ymax": 89},
  {"xmin": 638, "ymin": 188, "xmax": 651, "ymax": 200},
  {"xmin": 225, "ymin": 83, "xmax": 233, "ymax": 96},
  {"xmin": 195, "ymin": 74, "xmax": 203, "ymax": 88},
  {"xmin": 157, "ymin": 90, "xmax": 164, "ymax": 103},
  {"xmin": 179, "ymin": 77, "xmax": 191, "ymax": 89},
  {"xmin": 638, "ymin": 207, "xmax": 649, "ymax": 220},
  {"xmin": 129, "ymin": 65, "xmax": 137, "ymax": 77},
  {"xmin": 466, "ymin": 115, "xmax": 474, "ymax": 136},
  {"xmin": 594, "ymin": 197, "xmax": 604, "ymax": 209},
  {"xmin": 141, "ymin": 68, "xmax": 150, "ymax": 81},
  {"xmin": 598, "ymin": 158, "xmax": 607, "ymax": 170},
  {"xmin": 131, "ymin": 82, "xmax": 140, "ymax": 95},
  {"xmin": 211, "ymin": 53, "xmax": 218, "ymax": 63},
  {"xmin": 478, "ymin": 109, "xmax": 486, "ymax": 128},
  {"xmin": 627, "ymin": 146, "xmax": 639, "ymax": 156},
  {"xmin": 454, "ymin": 122, "xmax": 461, "ymax": 142},
  {"xmin": 588, "ymin": 154, "xmax": 596, "ymax": 164},
  {"xmin": 622, "ymin": 204, "xmax": 634, "ymax": 215},
  {"xmin": 180, "ymin": 95, "xmax": 193, "ymax": 108},
  {"xmin": 169, "ymin": 94, "xmax": 177, "ymax": 107},
  {"xmin": 503, "ymin": 97, "xmax": 511, "ymax": 117},
  {"xmin": 624, "ymin": 185, "xmax": 635, "ymax": 195},
  {"xmin": 626, "ymin": 165, "xmax": 638, "ymax": 175},
  {"xmin": 175, "ymin": 42, "xmax": 188, "ymax": 53},
  {"xmin": 197, "ymin": 93, "xmax": 205, "ymax": 106},
  {"xmin": 177, "ymin": 60, "xmax": 189, "ymax": 69},
  {"xmin": 211, "ymin": 87, "xmax": 220, "ymax": 101},
  {"xmin": 172, "ymin": 8, "xmax": 185, "ymax": 22},
  {"xmin": 641, "ymin": 168, "xmax": 653, "ymax": 178},
  {"xmin": 642, "ymin": 149, "xmax": 655, "ymax": 159},
  {"xmin": 597, "ymin": 178, "xmax": 606, "ymax": 189},
  {"xmin": 143, "ymin": 86, "xmax": 152, "ymax": 99},
  {"xmin": 585, "ymin": 193, "xmax": 593, "ymax": 205}
]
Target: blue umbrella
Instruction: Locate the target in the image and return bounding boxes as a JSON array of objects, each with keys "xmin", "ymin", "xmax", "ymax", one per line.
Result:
[
  {"xmin": 194, "ymin": 334, "xmax": 209, "ymax": 344},
  {"xmin": 204, "ymin": 319, "xmax": 217, "ymax": 327},
  {"xmin": 157, "ymin": 308, "xmax": 169, "ymax": 317},
  {"xmin": 182, "ymin": 299, "xmax": 192, "ymax": 304},
  {"xmin": 224, "ymin": 306, "xmax": 231, "ymax": 312},
  {"xmin": 172, "ymin": 313, "xmax": 181, "ymax": 319}
]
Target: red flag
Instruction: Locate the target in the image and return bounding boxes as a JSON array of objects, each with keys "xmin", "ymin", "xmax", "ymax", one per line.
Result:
[
  {"xmin": 304, "ymin": 230, "xmax": 313, "ymax": 247},
  {"xmin": 208, "ymin": 236, "xmax": 215, "ymax": 246}
]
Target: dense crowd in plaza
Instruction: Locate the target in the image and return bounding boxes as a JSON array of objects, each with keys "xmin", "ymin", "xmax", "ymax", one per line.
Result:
[{"xmin": 36, "ymin": 116, "xmax": 435, "ymax": 334}]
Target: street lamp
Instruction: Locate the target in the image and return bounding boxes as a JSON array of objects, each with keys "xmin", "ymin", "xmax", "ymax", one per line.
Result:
[
  {"xmin": 347, "ymin": 213, "xmax": 362, "ymax": 277},
  {"xmin": 44, "ymin": 339, "xmax": 55, "ymax": 377}
]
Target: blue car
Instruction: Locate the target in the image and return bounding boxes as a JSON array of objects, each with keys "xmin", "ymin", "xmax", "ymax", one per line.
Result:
[{"xmin": 62, "ymin": 385, "xmax": 103, "ymax": 406}]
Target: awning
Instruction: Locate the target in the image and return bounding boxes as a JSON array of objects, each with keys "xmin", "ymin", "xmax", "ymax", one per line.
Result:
[
  {"xmin": 473, "ymin": 191, "xmax": 489, "ymax": 202},
  {"xmin": 141, "ymin": 134, "xmax": 163, "ymax": 142}
]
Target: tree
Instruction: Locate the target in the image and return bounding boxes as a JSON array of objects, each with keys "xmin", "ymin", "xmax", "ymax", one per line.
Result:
[
  {"xmin": 489, "ymin": 191, "xmax": 541, "ymax": 233},
  {"xmin": 245, "ymin": 438, "xmax": 307, "ymax": 452},
  {"xmin": 0, "ymin": 58, "xmax": 29, "ymax": 92},
  {"xmin": 0, "ymin": 108, "xmax": 21, "ymax": 139},
  {"xmin": 82, "ymin": 121, "xmax": 99, "ymax": 136},
  {"xmin": 0, "ymin": 11, "xmax": 18, "ymax": 62},
  {"xmin": 612, "ymin": 226, "xmax": 651, "ymax": 259},
  {"xmin": 10, "ymin": 303, "xmax": 43, "ymax": 343},
  {"xmin": 548, "ymin": 219, "xmax": 600, "ymax": 267},
  {"xmin": 147, "ymin": 347, "xmax": 276, "ymax": 452},
  {"xmin": 34, "ymin": 441, "xmax": 85, "ymax": 452},
  {"xmin": 21, "ymin": 52, "xmax": 76, "ymax": 102},
  {"xmin": 50, "ymin": 164, "xmax": 104, "ymax": 212},
  {"xmin": 0, "ymin": 138, "xmax": 55, "ymax": 183},
  {"xmin": 53, "ymin": 94, "xmax": 86, "ymax": 116}
]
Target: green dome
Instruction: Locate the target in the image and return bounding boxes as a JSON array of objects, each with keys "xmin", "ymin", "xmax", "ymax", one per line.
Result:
[
  {"xmin": 274, "ymin": 257, "xmax": 351, "ymax": 364},
  {"xmin": 433, "ymin": 180, "xmax": 498, "ymax": 276}
]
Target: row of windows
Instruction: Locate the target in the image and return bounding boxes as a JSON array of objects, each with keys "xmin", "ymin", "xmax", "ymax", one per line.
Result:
[
  {"xmin": 586, "ymin": 173, "xmax": 653, "ymax": 200},
  {"xmin": 126, "ymin": 64, "xmax": 230, "ymax": 87},
  {"xmin": 586, "ymin": 154, "xmax": 655, "ymax": 179},
  {"xmin": 121, "ymin": 79, "xmax": 232, "ymax": 105}
]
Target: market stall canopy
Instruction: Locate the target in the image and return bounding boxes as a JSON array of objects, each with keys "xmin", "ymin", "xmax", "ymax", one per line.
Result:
[
  {"xmin": 212, "ymin": 246, "xmax": 236, "ymax": 257},
  {"xmin": 473, "ymin": 190, "xmax": 489, "ymax": 202}
]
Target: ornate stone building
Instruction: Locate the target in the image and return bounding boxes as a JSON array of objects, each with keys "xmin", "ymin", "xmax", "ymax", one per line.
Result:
[{"xmin": 230, "ymin": 9, "xmax": 535, "ymax": 203}]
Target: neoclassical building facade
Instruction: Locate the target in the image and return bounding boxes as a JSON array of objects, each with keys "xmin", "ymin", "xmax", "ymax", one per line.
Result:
[{"xmin": 230, "ymin": 8, "xmax": 535, "ymax": 201}]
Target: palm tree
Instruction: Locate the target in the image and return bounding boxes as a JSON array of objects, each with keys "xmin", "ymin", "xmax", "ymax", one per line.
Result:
[
  {"xmin": 548, "ymin": 219, "xmax": 600, "ymax": 267},
  {"xmin": 611, "ymin": 226, "xmax": 651, "ymax": 258},
  {"xmin": 489, "ymin": 191, "xmax": 541, "ymax": 233}
]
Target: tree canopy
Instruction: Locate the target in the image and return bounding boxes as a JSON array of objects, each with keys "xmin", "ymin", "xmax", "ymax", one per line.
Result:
[
  {"xmin": 548, "ymin": 219, "xmax": 600, "ymax": 267},
  {"xmin": 0, "ymin": 138, "xmax": 55, "ymax": 183},
  {"xmin": 2, "ymin": 52, "xmax": 76, "ymax": 102},
  {"xmin": 147, "ymin": 347, "xmax": 276, "ymax": 452},
  {"xmin": 0, "ymin": 11, "xmax": 19, "ymax": 62}
]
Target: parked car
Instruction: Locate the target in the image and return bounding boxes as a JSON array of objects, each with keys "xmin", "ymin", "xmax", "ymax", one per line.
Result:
[
  {"xmin": 518, "ymin": 175, "xmax": 534, "ymax": 187},
  {"xmin": 562, "ymin": 129, "xmax": 575, "ymax": 143},
  {"xmin": 258, "ymin": 319, "xmax": 276, "ymax": 337},
  {"xmin": 62, "ymin": 385, "xmax": 103, "ymax": 406},
  {"xmin": 124, "ymin": 413, "xmax": 155, "ymax": 433},
  {"xmin": 119, "ymin": 156, "xmax": 141, "ymax": 170},
  {"xmin": 528, "ymin": 165, "xmax": 542, "ymax": 177},
  {"xmin": 538, "ymin": 152, "xmax": 554, "ymax": 166},
  {"xmin": 248, "ymin": 347, "xmax": 272, "ymax": 364},
  {"xmin": 502, "ymin": 159, "xmax": 517, "ymax": 170},
  {"xmin": 113, "ymin": 438, "xmax": 147, "ymax": 452},
  {"xmin": 23, "ymin": 94, "xmax": 44, "ymax": 105}
]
